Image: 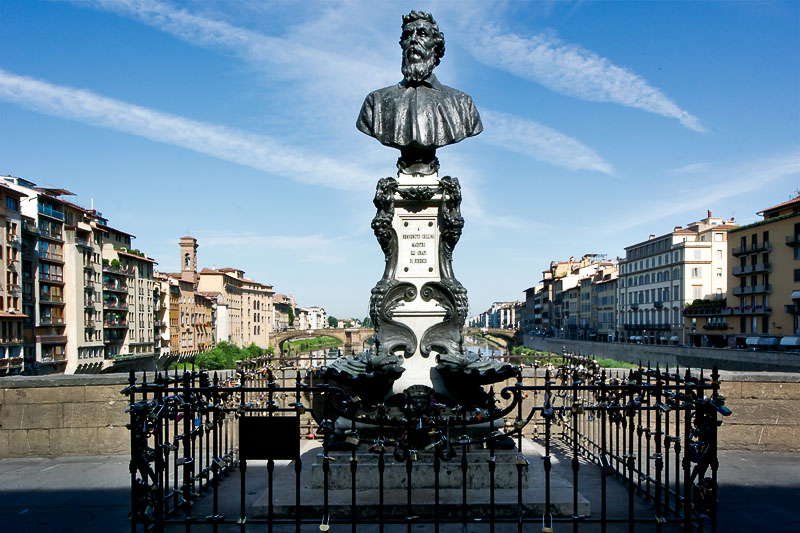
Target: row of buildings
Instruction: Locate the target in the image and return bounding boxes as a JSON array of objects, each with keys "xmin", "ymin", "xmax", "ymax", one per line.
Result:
[
  {"xmin": 472, "ymin": 194, "xmax": 800, "ymax": 350},
  {"xmin": 0, "ymin": 175, "xmax": 329, "ymax": 375}
]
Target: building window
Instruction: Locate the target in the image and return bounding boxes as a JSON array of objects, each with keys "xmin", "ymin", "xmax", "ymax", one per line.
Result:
[
  {"xmin": 795, "ymin": 269, "xmax": 800, "ymax": 282},
  {"xmin": 693, "ymin": 286, "xmax": 702, "ymax": 299},
  {"xmin": 691, "ymin": 267, "xmax": 702, "ymax": 278},
  {"xmin": 5, "ymin": 197, "xmax": 18, "ymax": 211},
  {"xmin": 717, "ymin": 250, "xmax": 723, "ymax": 260}
]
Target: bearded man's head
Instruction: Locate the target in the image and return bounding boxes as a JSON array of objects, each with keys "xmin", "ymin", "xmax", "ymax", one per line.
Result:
[{"xmin": 399, "ymin": 11, "xmax": 445, "ymax": 83}]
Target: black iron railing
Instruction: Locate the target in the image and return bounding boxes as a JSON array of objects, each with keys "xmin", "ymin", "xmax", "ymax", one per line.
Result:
[{"xmin": 123, "ymin": 355, "xmax": 728, "ymax": 532}]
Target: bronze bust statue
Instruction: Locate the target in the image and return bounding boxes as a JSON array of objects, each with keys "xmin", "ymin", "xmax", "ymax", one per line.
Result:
[{"xmin": 356, "ymin": 11, "xmax": 483, "ymax": 174}]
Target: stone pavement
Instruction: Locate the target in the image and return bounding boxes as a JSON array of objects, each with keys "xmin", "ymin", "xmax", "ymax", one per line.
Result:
[{"xmin": 0, "ymin": 450, "xmax": 797, "ymax": 532}]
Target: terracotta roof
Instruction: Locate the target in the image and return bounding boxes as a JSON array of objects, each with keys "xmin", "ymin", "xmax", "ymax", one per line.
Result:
[
  {"xmin": 0, "ymin": 311, "xmax": 27, "ymax": 318},
  {"xmin": 673, "ymin": 228, "xmax": 695, "ymax": 234},
  {"xmin": 757, "ymin": 195, "xmax": 800, "ymax": 215},
  {"xmin": 117, "ymin": 249, "xmax": 157, "ymax": 263},
  {"xmin": 99, "ymin": 223, "xmax": 135, "ymax": 238},
  {"xmin": 713, "ymin": 224, "xmax": 739, "ymax": 230}
]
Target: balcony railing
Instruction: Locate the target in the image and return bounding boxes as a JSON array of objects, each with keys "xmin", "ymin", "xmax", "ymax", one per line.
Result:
[
  {"xmin": 6, "ymin": 261, "xmax": 16, "ymax": 271},
  {"xmin": 702, "ymin": 323, "xmax": 729, "ymax": 330},
  {"xmin": 39, "ymin": 352, "xmax": 66, "ymax": 363},
  {"xmin": 39, "ymin": 272, "xmax": 64, "ymax": 283},
  {"xmin": 103, "ymin": 301, "xmax": 128, "ymax": 310},
  {"xmin": 75, "ymin": 237, "xmax": 92, "ymax": 248},
  {"xmin": 39, "ymin": 294, "xmax": 65, "ymax": 304},
  {"xmin": 38, "ymin": 317, "xmax": 65, "ymax": 326},
  {"xmin": 787, "ymin": 234, "xmax": 800, "ymax": 246},
  {"xmin": 38, "ymin": 250, "xmax": 64, "ymax": 262},
  {"xmin": 731, "ymin": 305, "xmax": 772, "ymax": 316},
  {"xmin": 0, "ymin": 336, "xmax": 23, "ymax": 345},
  {"xmin": 732, "ymin": 284, "xmax": 771, "ymax": 296},
  {"xmin": 102, "ymin": 264, "xmax": 136, "ymax": 276},
  {"xmin": 6, "ymin": 234, "xmax": 20, "ymax": 245},
  {"xmin": 785, "ymin": 304, "xmax": 799, "ymax": 314},
  {"xmin": 733, "ymin": 263, "xmax": 772, "ymax": 275},
  {"xmin": 22, "ymin": 221, "xmax": 37, "ymax": 234},
  {"xmin": 103, "ymin": 283, "xmax": 129, "ymax": 293},
  {"xmin": 683, "ymin": 306, "xmax": 729, "ymax": 317},
  {"xmin": 37, "ymin": 334, "xmax": 68, "ymax": 344},
  {"xmin": 732, "ymin": 241, "xmax": 771, "ymax": 256},
  {"xmin": 623, "ymin": 322, "xmax": 672, "ymax": 330},
  {"xmin": 38, "ymin": 204, "xmax": 65, "ymax": 220},
  {"xmin": 104, "ymin": 321, "xmax": 128, "ymax": 328},
  {"xmin": 653, "ymin": 300, "xmax": 664, "ymax": 308}
]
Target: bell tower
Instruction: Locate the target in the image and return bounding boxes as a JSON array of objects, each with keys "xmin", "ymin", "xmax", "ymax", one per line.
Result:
[{"xmin": 179, "ymin": 236, "xmax": 198, "ymax": 282}]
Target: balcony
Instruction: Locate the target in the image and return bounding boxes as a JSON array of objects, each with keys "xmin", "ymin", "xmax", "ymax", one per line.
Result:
[
  {"xmin": 84, "ymin": 320, "xmax": 97, "ymax": 329},
  {"xmin": 732, "ymin": 241, "xmax": 771, "ymax": 256},
  {"xmin": 38, "ymin": 204, "xmax": 64, "ymax": 220},
  {"xmin": 683, "ymin": 306, "xmax": 729, "ymax": 317},
  {"xmin": 103, "ymin": 283, "xmax": 128, "ymax": 293},
  {"xmin": 38, "ymin": 250, "xmax": 64, "ymax": 263},
  {"xmin": 6, "ymin": 234, "xmax": 20, "ymax": 246},
  {"xmin": 732, "ymin": 284, "xmax": 771, "ymax": 296},
  {"xmin": 84, "ymin": 300, "xmax": 97, "ymax": 308},
  {"xmin": 630, "ymin": 303, "xmax": 639, "ymax": 310},
  {"xmin": 623, "ymin": 322, "xmax": 672, "ymax": 330},
  {"xmin": 39, "ymin": 294, "xmax": 65, "ymax": 305},
  {"xmin": 702, "ymin": 323, "xmax": 729, "ymax": 330},
  {"xmin": 733, "ymin": 263, "xmax": 772, "ymax": 275},
  {"xmin": 103, "ymin": 332, "xmax": 126, "ymax": 344},
  {"xmin": 653, "ymin": 300, "xmax": 664, "ymax": 308},
  {"xmin": 21, "ymin": 221, "xmax": 37, "ymax": 234},
  {"xmin": 103, "ymin": 301, "xmax": 128, "ymax": 310},
  {"xmin": 37, "ymin": 334, "xmax": 67, "ymax": 344},
  {"xmin": 786, "ymin": 304, "xmax": 800, "ymax": 314},
  {"xmin": 787, "ymin": 234, "xmax": 800, "ymax": 247},
  {"xmin": 6, "ymin": 261, "xmax": 16, "ymax": 272},
  {"xmin": 75, "ymin": 237, "xmax": 92, "ymax": 248},
  {"xmin": 40, "ymin": 352, "xmax": 66, "ymax": 363},
  {"xmin": 38, "ymin": 317, "xmax": 65, "ymax": 326},
  {"xmin": 39, "ymin": 272, "xmax": 64, "ymax": 284},
  {"xmin": 39, "ymin": 228, "xmax": 64, "ymax": 242},
  {"xmin": 104, "ymin": 320, "xmax": 128, "ymax": 328},
  {"xmin": 0, "ymin": 336, "xmax": 23, "ymax": 345},
  {"xmin": 102, "ymin": 264, "xmax": 135, "ymax": 277},
  {"xmin": 731, "ymin": 305, "xmax": 772, "ymax": 316}
]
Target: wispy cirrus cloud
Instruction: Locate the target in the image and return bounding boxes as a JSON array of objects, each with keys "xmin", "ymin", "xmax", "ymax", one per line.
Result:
[
  {"xmin": 467, "ymin": 27, "xmax": 706, "ymax": 133},
  {"xmin": 604, "ymin": 151, "xmax": 800, "ymax": 232},
  {"xmin": 481, "ymin": 109, "xmax": 614, "ymax": 175},
  {"xmin": 669, "ymin": 161, "xmax": 713, "ymax": 174},
  {"xmin": 199, "ymin": 231, "xmax": 347, "ymax": 264},
  {"xmin": 0, "ymin": 68, "xmax": 374, "ymax": 190},
  {"xmin": 67, "ymin": 0, "xmax": 616, "ymax": 176}
]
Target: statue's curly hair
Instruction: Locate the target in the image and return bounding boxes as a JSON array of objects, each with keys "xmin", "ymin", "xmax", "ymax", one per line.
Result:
[{"xmin": 400, "ymin": 11, "xmax": 445, "ymax": 65}]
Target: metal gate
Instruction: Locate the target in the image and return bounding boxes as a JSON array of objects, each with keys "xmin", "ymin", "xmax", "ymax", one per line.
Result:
[{"xmin": 124, "ymin": 355, "xmax": 729, "ymax": 532}]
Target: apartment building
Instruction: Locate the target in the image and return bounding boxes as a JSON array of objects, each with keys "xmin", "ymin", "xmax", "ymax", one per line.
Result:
[
  {"xmin": 521, "ymin": 284, "xmax": 543, "ymax": 335},
  {"xmin": 591, "ymin": 265, "xmax": 619, "ymax": 342},
  {"xmin": 306, "ymin": 306, "xmax": 327, "ymax": 330},
  {"xmin": 2, "ymin": 176, "xmax": 158, "ymax": 373},
  {"xmin": 619, "ymin": 212, "xmax": 735, "ymax": 346},
  {"xmin": 0, "ymin": 183, "xmax": 27, "ymax": 375},
  {"xmin": 709, "ymin": 195, "xmax": 800, "ymax": 349},
  {"xmin": 273, "ymin": 293, "xmax": 294, "ymax": 331}
]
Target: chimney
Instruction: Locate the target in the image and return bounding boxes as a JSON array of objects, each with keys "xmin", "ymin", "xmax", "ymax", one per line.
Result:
[
  {"xmin": 649, "ymin": 234, "xmax": 655, "ymax": 240},
  {"xmin": 674, "ymin": 226, "xmax": 682, "ymax": 231}
]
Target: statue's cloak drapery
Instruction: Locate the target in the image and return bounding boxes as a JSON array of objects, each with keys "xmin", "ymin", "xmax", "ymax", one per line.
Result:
[{"xmin": 357, "ymin": 74, "xmax": 483, "ymax": 150}]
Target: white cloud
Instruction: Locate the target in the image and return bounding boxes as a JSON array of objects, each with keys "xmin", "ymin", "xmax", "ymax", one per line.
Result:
[
  {"xmin": 604, "ymin": 151, "xmax": 800, "ymax": 232},
  {"xmin": 481, "ymin": 109, "xmax": 614, "ymax": 174},
  {"xmin": 669, "ymin": 162, "xmax": 713, "ymax": 174},
  {"xmin": 199, "ymin": 231, "xmax": 347, "ymax": 264},
  {"xmin": 0, "ymin": 68, "xmax": 374, "ymax": 190},
  {"xmin": 468, "ymin": 27, "xmax": 706, "ymax": 132}
]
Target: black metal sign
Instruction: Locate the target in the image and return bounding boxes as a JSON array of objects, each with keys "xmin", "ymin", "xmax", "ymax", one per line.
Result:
[{"xmin": 239, "ymin": 416, "xmax": 300, "ymax": 460}]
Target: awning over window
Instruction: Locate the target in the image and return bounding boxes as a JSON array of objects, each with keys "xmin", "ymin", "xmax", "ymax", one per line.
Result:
[
  {"xmin": 792, "ymin": 291, "xmax": 800, "ymax": 300},
  {"xmin": 780, "ymin": 337, "xmax": 800, "ymax": 347},
  {"xmin": 669, "ymin": 336, "xmax": 679, "ymax": 342},
  {"xmin": 745, "ymin": 336, "xmax": 760, "ymax": 346}
]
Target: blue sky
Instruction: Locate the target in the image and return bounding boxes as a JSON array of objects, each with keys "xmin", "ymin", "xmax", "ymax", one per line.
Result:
[{"xmin": 1, "ymin": 0, "xmax": 798, "ymax": 319}]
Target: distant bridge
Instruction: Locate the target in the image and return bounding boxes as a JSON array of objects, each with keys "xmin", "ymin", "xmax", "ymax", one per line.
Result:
[
  {"xmin": 464, "ymin": 327, "xmax": 522, "ymax": 350},
  {"xmin": 271, "ymin": 328, "xmax": 373, "ymax": 356}
]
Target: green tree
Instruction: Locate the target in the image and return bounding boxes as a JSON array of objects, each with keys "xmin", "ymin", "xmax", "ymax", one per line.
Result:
[
  {"xmin": 362, "ymin": 316, "xmax": 373, "ymax": 328},
  {"xmin": 328, "ymin": 316, "xmax": 338, "ymax": 328},
  {"xmin": 288, "ymin": 306, "xmax": 295, "ymax": 326}
]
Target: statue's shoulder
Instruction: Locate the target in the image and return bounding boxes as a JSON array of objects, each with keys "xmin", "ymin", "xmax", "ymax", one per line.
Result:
[{"xmin": 438, "ymin": 83, "xmax": 475, "ymax": 104}]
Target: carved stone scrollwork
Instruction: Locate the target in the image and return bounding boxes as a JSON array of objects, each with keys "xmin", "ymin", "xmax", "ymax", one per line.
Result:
[{"xmin": 419, "ymin": 281, "xmax": 462, "ymax": 357}]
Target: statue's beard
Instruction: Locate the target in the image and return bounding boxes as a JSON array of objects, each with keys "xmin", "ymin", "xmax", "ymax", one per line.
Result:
[{"xmin": 402, "ymin": 47, "xmax": 436, "ymax": 83}]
